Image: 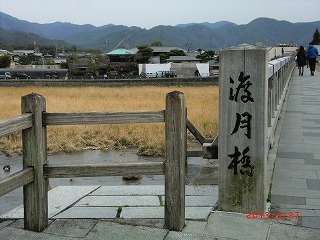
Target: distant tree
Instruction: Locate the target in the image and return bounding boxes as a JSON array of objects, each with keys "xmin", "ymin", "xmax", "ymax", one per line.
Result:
[
  {"xmin": 39, "ymin": 46, "xmax": 56, "ymax": 56},
  {"xmin": 159, "ymin": 53, "xmax": 168, "ymax": 63},
  {"xmin": 86, "ymin": 58, "xmax": 99, "ymax": 76},
  {"xmin": 60, "ymin": 62, "xmax": 68, "ymax": 69},
  {"xmin": 151, "ymin": 41, "xmax": 163, "ymax": 47},
  {"xmin": 64, "ymin": 45, "xmax": 78, "ymax": 52},
  {"xmin": 0, "ymin": 54, "xmax": 12, "ymax": 68},
  {"xmin": 67, "ymin": 54, "xmax": 79, "ymax": 64},
  {"xmin": 18, "ymin": 54, "xmax": 36, "ymax": 65},
  {"xmin": 85, "ymin": 53, "xmax": 108, "ymax": 76},
  {"xmin": 167, "ymin": 49, "xmax": 186, "ymax": 56},
  {"xmin": 312, "ymin": 28, "xmax": 320, "ymax": 45},
  {"xmin": 196, "ymin": 50, "xmax": 216, "ymax": 62},
  {"xmin": 135, "ymin": 45, "xmax": 153, "ymax": 63},
  {"xmin": 66, "ymin": 54, "xmax": 80, "ymax": 75},
  {"xmin": 87, "ymin": 49, "xmax": 103, "ymax": 55},
  {"xmin": 12, "ymin": 44, "xmax": 34, "ymax": 50}
]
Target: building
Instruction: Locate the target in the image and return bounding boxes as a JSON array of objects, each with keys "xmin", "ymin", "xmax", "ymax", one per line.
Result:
[
  {"xmin": 165, "ymin": 56, "xmax": 200, "ymax": 63},
  {"xmin": 106, "ymin": 48, "xmax": 137, "ymax": 77}
]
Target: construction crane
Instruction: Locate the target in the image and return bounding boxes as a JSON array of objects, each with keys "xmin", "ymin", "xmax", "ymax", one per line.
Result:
[{"xmin": 112, "ymin": 34, "xmax": 132, "ymax": 50}]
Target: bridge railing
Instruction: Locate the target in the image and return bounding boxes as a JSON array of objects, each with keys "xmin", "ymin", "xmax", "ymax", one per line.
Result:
[
  {"xmin": 0, "ymin": 91, "xmax": 186, "ymax": 232},
  {"xmin": 267, "ymin": 55, "xmax": 296, "ymax": 147}
]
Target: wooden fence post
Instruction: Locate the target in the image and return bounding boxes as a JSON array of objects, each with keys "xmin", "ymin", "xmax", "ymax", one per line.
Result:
[
  {"xmin": 21, "ymin": 93, "xmax": 48, "ymax": 232},
  {"xmin": 164, "ymin": 91, "xmax": 186, "ymax": 231},
  {"xmin": 218, "ymin": 44, "xmax": 268, "ymax": 213}
]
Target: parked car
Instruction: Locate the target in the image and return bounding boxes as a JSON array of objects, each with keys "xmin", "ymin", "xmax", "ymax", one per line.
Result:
[
  {"xmin": 145, "ymin": 72, "xmax": 157, "ymax": 78},
  {"xmin": 163, "ymin": 71, "xmax": 177, "ymax": 78},
  {"xmin": 46, "ymin": 71, "xmax": 58, "ymax": 79},
  {"xmin": 16, "ymin": 72, "xmax": 31, "ymax": 79},
  {"xmin": 0, "ymin": 72, "xmax": 12, "ymax": 79}
]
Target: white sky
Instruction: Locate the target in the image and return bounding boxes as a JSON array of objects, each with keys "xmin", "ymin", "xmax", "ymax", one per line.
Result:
[{"xmin": 0, "ymin": 0, "xmax": 319, "ymax": 29}]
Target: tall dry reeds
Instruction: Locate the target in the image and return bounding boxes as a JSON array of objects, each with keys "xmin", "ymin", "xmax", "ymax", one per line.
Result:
[{"xmin": 0, "ymin": 86, "xmax": 219, "ymax": 156}]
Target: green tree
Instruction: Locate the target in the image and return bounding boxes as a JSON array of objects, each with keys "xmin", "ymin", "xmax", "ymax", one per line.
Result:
[
  {"xmin": 85, "ymin": 53, "xmax": 107, "ymax": 76},
  {"xmin": 135, "ymin": 45, "xmax": 153, "ymax": 63},
  {"xmin": 18, "ymin": 54, "xmax": 36, "ymax": 65},
  {"xmin": 151, "ymin": 40, "xmax": 163, "ymax": 47},
  {"xmin": 167, "ymin": 49, "xmax": 186, "ymax": 57},
  {"xmin": 196, "ymin": 50, "xmax": 216, "ymax": 62},
  {"xmin": 159, "ymin": 53, "xmax": 168, "ymax": 63},
  {"xmin": 0, "ymin": 54, "xmax": 12, "ymax": 68},
  {"xmin": 66, "ymin": 54, "xmax": 80, "ymax": 75},
  {"xmin": 40, "ymin": 46, "xmax": 56, "ymax": 56},
  {"xmin": 64, "ymin": 45, "xmax": 77, "ymax": 52},
  {"xmin": 60, "ymin": 62, "xmax": 68, "ymax": 69},
  {"xmin": 86, "ymin": 57, "xmax": 99, "ymax": 76},
  {"xmin": 313, "ymin": 28, "xmax": 320, "ymax": 45}
]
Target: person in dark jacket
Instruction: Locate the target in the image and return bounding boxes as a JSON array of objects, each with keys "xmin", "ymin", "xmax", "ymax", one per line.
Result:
[
  {"xmin": 296, "ymin": 46, "xmax": 307, "ymax": 76},
  {"xmin": 307, "ymin": 42, "xmax": 319, "ymax": 76}
]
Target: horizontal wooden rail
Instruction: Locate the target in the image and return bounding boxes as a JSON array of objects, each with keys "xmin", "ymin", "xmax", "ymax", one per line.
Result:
[
  {"xmin": 44, "ymin": 162, "xmax": 164, "ymax": 178},
  {"xmin": 0, "ymin": 168, "xmax": 34, "ymax": 197},
  {"xmin": 43, "ymin": 110, "xmax": 165, "ymax": 125},
  {"xmin": 0, "ymin": 113, "xmax": 33, "ymax": 137}
]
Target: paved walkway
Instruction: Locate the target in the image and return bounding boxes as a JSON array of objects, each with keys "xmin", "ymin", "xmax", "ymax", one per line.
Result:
[
  {"xmin": 0, "ymin": 185, "xmax": 217, "ymax": 220},
  {"xmin": 1, "ymin": 67, "xmax": 320, "ymax": 239},
  {"xmin": 270, "ymin": 67, "xmax": 320, "ymax": 229}
]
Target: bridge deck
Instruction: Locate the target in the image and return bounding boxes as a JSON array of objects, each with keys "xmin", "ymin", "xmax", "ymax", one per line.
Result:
[{"xmin": 271, "ymin": 67, "xmax": 320, "ymax": 229}]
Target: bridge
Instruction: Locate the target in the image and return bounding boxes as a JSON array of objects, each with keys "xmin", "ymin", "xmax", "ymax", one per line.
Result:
[
  {"xmin": 270, "ymin": 66, "xmax": 320, "ymax": 229},
  {"xmin": 0, "ymin": 44, "xmax": 320, "ymax": 239}
]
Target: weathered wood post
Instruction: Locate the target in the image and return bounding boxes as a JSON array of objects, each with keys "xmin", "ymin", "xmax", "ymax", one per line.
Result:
[
  {"xmin": 218, "ymin": 44, "xmax": 268, "ymax": 213},
  {"xmin": 21, "ymin": 93, "xmax": 48, "ymax": 232},
  {"xmin": 164, "ymin": 91, "xmax": 186, "ymax": 231}
]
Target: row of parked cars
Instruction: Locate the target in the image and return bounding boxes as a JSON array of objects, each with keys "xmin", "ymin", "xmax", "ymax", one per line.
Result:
[
  {"xmin": 0, "ymin": 71, "xmax": 59, "ymax": 79},
  {"xmin": 0, "ymin": 72, "xmax": 31, "ymax": 79},
  {"xmin": 145, "ymin": 71, "xmax": 177, "ymax": 78}
]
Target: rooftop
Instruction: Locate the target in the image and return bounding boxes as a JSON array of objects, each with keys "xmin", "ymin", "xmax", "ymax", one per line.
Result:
[
  {"xmin": 107, "ymin": 49, "xmax": 134, "ymax": 56},
  {"xmin": 166, "ymin": 56, "xmax": 200, "ymax": 62}
]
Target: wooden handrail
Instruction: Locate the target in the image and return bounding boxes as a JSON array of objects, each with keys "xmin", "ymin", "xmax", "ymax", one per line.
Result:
[
  {"xmin": 44, "ymin": 162, "xmax": 164, "ymax": 178},
  {"xmin": 0, "ymin": 168, "xmax": 34, "ymax": 197},
  {"xmin": 43, "ymin": 110, "xmax": 165, "ymax": 125},
  {"xmin": 0, "ymin": 113, "xmax": 33, "ymax": 137}
]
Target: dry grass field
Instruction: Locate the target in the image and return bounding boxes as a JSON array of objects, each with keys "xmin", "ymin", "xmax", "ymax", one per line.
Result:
[{"xmin": 0, "ymin": 86, "xmax": 219, "ymax": 156}]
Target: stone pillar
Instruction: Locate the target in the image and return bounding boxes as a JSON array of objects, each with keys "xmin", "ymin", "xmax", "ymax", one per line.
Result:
[{"xmin": 218, "ymin": 44, "xmax": 268, "ymax": 213}]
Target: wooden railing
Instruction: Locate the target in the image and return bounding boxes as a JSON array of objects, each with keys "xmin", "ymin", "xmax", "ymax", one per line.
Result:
[{"xmin": 0, "ymin": 91, "xmax": 186, "ymax": 232}]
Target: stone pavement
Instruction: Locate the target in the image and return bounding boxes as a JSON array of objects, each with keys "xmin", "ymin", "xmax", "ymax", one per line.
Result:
[
  {"xmin": 1, "ymin": 67, "xmax": 320, "ymax": 239},
  {"xmin": 0, "ymin": 185, "xmax": 217, "ymax": 220},
  {"xmin": 1, "ymin": 184, "xmax": 320, "ymax": 240},
  {"xmin": 271, "ymin": 68, "xmax": 320, "ymax": 230}
]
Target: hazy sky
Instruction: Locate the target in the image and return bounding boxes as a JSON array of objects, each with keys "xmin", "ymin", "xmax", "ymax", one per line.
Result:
[{"xmin": 0, "ymin": 0, "xmax": 319, "ymax": 29}]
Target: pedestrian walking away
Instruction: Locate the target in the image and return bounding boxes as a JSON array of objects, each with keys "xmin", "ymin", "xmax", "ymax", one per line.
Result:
[
  {"xmin": 307, "ymin": 42, "xmax": 319, "ymax": 76},
  {"xmin": 296, "ymin": 45, "xmax": 307, "ymax": 76}
]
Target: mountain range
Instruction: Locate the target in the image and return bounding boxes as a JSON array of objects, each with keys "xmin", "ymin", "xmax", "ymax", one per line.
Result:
[{"xmin": 0, "ymin": 12, "xmax": 319, "ymax": 51}]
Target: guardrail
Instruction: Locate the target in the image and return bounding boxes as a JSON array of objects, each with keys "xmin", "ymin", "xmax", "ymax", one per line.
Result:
[{"xmin": 0, "ymin": 91, "xmax": 187, "ymax": 232}]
